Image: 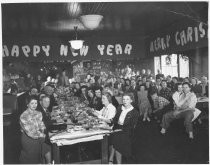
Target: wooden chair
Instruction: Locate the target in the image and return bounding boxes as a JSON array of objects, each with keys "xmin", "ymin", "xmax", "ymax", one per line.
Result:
[{"xmin": 3, "ymin": 93, "xmax": 18, "ymax": 126}]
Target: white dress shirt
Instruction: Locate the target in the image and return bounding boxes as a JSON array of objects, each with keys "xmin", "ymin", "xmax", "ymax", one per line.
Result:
[
  {"xmin": 98, "ymin": 103, "xmax": 116, "ymax": 120},
  {"xmin": 118, "ymin": 105, "xmax": 133, "ymax": 125},
  {"xmin": 179, "ymin": 92, "xmax": 197, "ymax": 110},
  {"xmin": 172, "ymin": 91, "xmax": 183, "ymax": 108}
]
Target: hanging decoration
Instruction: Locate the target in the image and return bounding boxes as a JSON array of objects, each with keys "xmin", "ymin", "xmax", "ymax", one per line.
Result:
[{"xmin": 165, "ymin": 54, "xmax": 172, "ymax": 65}]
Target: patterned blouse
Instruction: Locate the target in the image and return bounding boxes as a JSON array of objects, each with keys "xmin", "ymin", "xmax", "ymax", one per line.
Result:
[
  {"xmin": 153, "ymin": 96, "xmax": 170, "ymax": 109},
  {"xmin": 159, "ymin": 87, "xmax": 171, "ymax": 101},
  {"xmin": 20, "ymin": 109, "xmax": 46, "ymax": 139}
]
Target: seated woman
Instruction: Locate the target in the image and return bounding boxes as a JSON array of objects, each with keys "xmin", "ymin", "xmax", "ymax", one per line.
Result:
[
  {"xmin": 19, "ymin": 96, "xmax": 51, "ymax": 164},
  {"xmin": 109, "ymin": 93, "xmax": 139, "ymax": 164},
  {"xmin": 93, "ymin": 92, "xmax": 116, "ymax": 123},
  {"xmin": 92, "ymin": 92, "xmax": 117, "ymax": 162}
]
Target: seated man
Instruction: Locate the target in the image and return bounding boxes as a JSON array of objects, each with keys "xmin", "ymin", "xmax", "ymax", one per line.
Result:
[
  {"xmin": 37, "ymin": 95, "xmax": 52, "ymax": 164},
  {"xmin": 160, "ymin": 82, "xmax": 197, "ymax": 139},
  {"xmin": 159, "ymin": 80, "xmax": 172, "ymax": 101},
  {"xmin": 151, "ymin": 91, "xmax": 171, "ymax": 123},
  {"xmin": 42, "ymin": 84, "xmax": 57, "ymax": 112},
  {"xmin": 92, "ymin": 87, "xmax": 103, "ymax": 111}
]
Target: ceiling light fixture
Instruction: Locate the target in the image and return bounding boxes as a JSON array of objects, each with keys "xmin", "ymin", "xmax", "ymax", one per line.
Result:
[
  {"xmin": 69, "ymin": 26, "xmax": 84, "ymax": 50},
  {"xmin": 80, "ymin": 14, "xmax": 103, "ymax": 30}
]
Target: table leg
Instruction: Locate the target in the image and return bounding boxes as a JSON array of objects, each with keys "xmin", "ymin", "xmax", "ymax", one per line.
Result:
[
  {"xmin": 101, "ymin": 135, "xmax": 108, "ymax": 164},
  {"xmin": 52, "ymin": 143, "xmax": 60, "ymax": 164}
]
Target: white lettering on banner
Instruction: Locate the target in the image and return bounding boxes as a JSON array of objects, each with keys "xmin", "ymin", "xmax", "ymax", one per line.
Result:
[
  {"xmin": 33, "ymin": 45, "xmax": 40, "ymax": 57},
  {"xmin": 11, "ymin": 45, "xmax": 19, "ymax": 57},
  {"xmin": 42, "ymin": 45, "xmax": 50, "ymax": 56},
  {"xmin": 149, "ymin": 22, "xmax": 206, "ymax": 53},
  {"xmin": 180, "ymin": 31, "xmax": 187, "ymax": 46},
  {"xmin": 161, "ymin": 38, "xmax": 166, "ymax": 49},
  {"xmin": 107, "ymin": 45, "xmax": 114, "ymax": 56},
  {"xmin": 194, "ymin": 27, "xmax": 198, "ymax": 42},
  {"xmin": 3, "ymin": 45, "xmax": 9, "ymax": 57},
  {"xmin": 150, "ymin": 36, "xmax": 169, "ymax": 52},
  {"xmin": 97, "ymin": 45, "xmax": 105, "ymax": 55},
  {"xmin": 187, "ymin": 27, "xmax": 193, "ymax": 42},
  {"xmin": 175, "ymin": 32, "xmax": 180, "ymax": 45},
  {"xmin": 199, "ymin": 23, "xmax": 205, "ymax": 38},
  {"xmin": 80, "ymin": 46, "xmax": 89, "ymax": 56},
  {"xmin": 150, "ymin": 42, "xmax": 154, "ymax": 52},
  {"xmin": 22, "ymin": 45, "xmax": 30, "ymax": 57},
  {"xmin": 115, "ymin": 44, "xmax": 122, "ymax": 54},
  {"xmin": 3, "ymin": 43, "xmax": 133, "ymax": 58},
  {"xmin": 60, "ymin": 45, "xmax": 68, "ymax": 56},
  {"xmin": 124, "ymin": 44, "xmax": 132, "ymax": 54},
  {"xmin": 166, "ymin": 35, "xmax": 170, "ymax": 47}
]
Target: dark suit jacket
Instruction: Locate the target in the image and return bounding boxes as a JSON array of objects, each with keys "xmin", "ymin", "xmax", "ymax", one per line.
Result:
[
  {"xmin": 92, "ymin": 96, "xmax": 103, "ymax": 111},
  {"xmin": 113, "ymin": 105, "xmax": 139, "ymax": 135},
  {"xmin": 112, "ymin": 96, "xmax": 119, "ymax": 109},
  {"xmin": 37, "ymin": 105, "xmax": 53, "ymax": 131}
]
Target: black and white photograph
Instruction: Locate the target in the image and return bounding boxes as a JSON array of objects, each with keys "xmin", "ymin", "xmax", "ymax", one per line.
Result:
[{"xmin": 2, "ymin": 1, "xmax": 209, "ymax": 164}]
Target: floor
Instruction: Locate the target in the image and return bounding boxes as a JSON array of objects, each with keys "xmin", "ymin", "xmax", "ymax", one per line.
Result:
[{"xmin": 4, "ymin": 117, "xmax": 209, "ymax": 164}]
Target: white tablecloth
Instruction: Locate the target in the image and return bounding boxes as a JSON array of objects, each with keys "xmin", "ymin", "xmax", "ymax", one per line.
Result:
[
  {"xmin": 197, "ymin": 97, "xmax": 209, "ymax": 103},
  {"xmin": 50, "ymin": 129, "xmax": 114, "ymax": 146}
]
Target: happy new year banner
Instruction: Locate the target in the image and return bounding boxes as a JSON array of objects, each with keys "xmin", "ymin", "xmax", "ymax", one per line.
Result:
[{"xmin": 2, "ymin": 36, "xmax": 146, "ymax": 61}]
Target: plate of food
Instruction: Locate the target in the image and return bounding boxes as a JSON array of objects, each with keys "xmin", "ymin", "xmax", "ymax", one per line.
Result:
[{"xmin": 73, "ymin": 126, "xmax": 83, "ymax": 131}]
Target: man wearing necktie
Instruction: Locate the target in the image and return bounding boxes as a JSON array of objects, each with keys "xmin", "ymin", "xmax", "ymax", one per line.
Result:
[{"xmin": 160, "ymin": 82, "xmax": 197, "ymax": 139}]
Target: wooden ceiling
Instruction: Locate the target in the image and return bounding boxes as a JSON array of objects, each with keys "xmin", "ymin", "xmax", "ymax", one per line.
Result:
[{"xmin": 2, "ymin": 2, "xmax": 208, "ymax": 38}]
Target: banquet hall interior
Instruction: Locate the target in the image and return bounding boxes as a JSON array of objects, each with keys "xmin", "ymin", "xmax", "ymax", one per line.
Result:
[{"xmin": 2, "ymin": 1, "xmax": 209, "ymax": 164}]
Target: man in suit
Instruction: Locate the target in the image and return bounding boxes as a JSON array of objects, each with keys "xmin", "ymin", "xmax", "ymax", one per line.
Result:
[
  {"xmin": 37, "ymin": 95, "xmax": 52, "ymax": 164},
  {"xmin": 42, "ymin": 84, "xmax": 57, "ymax": 112},
  {"xmin": 199, "ymin": 76, "xmax": 208, "ymax": 97},
  {"xmin": 92, "ymin": 87, "xmax": 103, "ymax": 111}
]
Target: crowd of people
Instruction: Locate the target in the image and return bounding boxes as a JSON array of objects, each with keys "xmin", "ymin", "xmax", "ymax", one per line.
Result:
[{"xmin": 4, "ymin": 67, "xmax": 209, "ymax": 164}]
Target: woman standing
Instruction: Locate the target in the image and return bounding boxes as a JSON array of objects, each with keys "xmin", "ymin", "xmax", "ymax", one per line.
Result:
[
  {"xmin": 137, "ymin": 85, "xmax": 152, "ymax": 122},
  {"xmin": 19, "ymin": 96, "xmax": 50, "ymax": 164},
  {"xmin": 109, "ymin": 93, "xmax": 139, "ymax": 164}
]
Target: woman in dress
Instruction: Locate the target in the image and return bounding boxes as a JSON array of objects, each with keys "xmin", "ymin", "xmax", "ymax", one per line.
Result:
[
  {"xmin": 19, "ymin": 96, "xmax": 50, "ymax": 164},
  {"xmin": 93, "ymin": 92, "xmax": 116, "ymax": 123},
  {"xmin": 137, "ymin": 84, "xmax": 152, "ymax": 122},
  {"xmin": 92, "ymin": 92, "xmax": 117, "ymax": 163},
  {"xmin": 109, "ymin": 93, "xmax": 139, "ymax": 164}
]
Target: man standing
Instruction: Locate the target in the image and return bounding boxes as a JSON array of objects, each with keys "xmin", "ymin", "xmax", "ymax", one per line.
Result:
[
  {"xmin": 60, "ymin": 69, "xmax": 70, "ymax": 87},
  {"xmin": 160, "ymin": 82, "xmax": 197, "ymax": 139}
]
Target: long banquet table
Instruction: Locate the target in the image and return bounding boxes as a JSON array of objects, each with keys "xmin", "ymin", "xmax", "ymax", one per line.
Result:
[{"xmin": 49, "ymin": 128, "xmax": 121, "ymax": 164}]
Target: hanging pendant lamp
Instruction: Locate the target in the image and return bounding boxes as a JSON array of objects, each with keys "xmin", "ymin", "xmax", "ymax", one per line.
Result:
[
  {"xmin": 69, "ymin": 26, "xmax": 84, "ymax": 50},
  {"xmin": 80, "ymin": 14, "xmax": 103, "ymax": 30}
]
